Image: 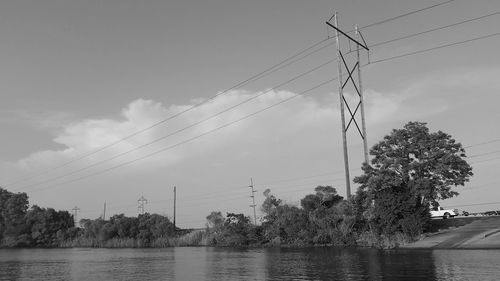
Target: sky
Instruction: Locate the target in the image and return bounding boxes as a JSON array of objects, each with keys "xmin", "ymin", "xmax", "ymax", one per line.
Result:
[{"xmin": 1, "ymin": 0, "xmax": 500, "ymax": 228}]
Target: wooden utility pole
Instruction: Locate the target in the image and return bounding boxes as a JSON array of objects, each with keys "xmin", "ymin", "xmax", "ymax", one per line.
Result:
[{"xmin": 173, "ymin": 186, "xmax": 176, "ymax": 232}]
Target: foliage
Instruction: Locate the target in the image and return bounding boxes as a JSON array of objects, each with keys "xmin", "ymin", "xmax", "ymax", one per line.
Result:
[
  {"xmin": 78, "ymin": 213, "xmax": 175, "ymax": 246},
  {"xmin": 354, "ymin": 121, "xmax": 472, "ymax": 236},
  {"xmin": 0, "ymin": 187, "xmax": 76, "ymax": 247},
  {"xmin": 301, "ymin": 185, "xmax": 343, "ymax": 211}
]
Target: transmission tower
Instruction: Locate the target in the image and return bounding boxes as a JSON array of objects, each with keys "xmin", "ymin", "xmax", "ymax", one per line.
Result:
[
  {"xmin": 326, "ymin": 12, "xmax": 370, "ymax": 198},
  {"xmin": 249, "ymin": 178, "xmax": 257, "ymax": 225},
  {"xmin": 138, "ymin": 195, "xmax": 148, "ymax": 215},
  {"xmin": 72, "ymin": 206, "xmax": 80, "ymax": 227}
]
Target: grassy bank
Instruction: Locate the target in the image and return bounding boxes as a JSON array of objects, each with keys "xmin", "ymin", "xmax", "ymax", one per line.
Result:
[{"xmin": 59, "ymin": 230, "xmax": 207, "ymax": 248}]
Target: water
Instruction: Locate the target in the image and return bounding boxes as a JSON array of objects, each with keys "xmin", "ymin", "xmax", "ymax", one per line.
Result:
[{"xmin": 0, "ymin": 247, "xmax": 499, "ymax": 280}]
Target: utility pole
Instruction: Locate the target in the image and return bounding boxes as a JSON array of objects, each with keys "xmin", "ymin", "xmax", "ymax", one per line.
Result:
[
  {"xmin": 173, "ymin": 186, "xmax": 176, "ymax": 232},
  {"xmin": 249, "ymin": 178, "xmax": 257, "ymax": 225},
  {"xmin": 326, "ymin": 13, "xmax": 370, "ymax": 198},
  {"xmin": 72, "ymin": 206, "xmax": 80, "ymax": 227},
  {"xmin": 138, "ymin": 195, "xmax": 147, "ymax": 215},
  {"xmin": 103, "ymin": 201, "xmax": 106, "ymax": 221}
]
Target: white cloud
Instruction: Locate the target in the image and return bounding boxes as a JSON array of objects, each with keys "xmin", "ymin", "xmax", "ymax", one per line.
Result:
[{"xmin": 2, "ymin": 84, "xmax": 449, "ymax": 176}]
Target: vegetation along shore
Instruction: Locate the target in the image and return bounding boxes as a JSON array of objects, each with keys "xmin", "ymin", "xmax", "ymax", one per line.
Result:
[{"xmin": 0, "ymin": 121, "xmax": 474, "ymax": 249}]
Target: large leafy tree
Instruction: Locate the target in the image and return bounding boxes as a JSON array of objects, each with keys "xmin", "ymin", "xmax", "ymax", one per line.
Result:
[{"xmin": 354, "ymin": 122, "xmax": 473, "ymax": 235}]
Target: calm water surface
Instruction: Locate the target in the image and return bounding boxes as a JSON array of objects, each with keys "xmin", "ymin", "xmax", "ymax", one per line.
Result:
[{"xmin": 0, "ymin": 247, "xmax": 499, "ymax": 280}]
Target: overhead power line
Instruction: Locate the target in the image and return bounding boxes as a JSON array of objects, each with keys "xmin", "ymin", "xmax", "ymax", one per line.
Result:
[
  {"xmin": 13, "ymin": 59, "xmax": 336, "ymax": 191},
  {"xmin": 19, "ymin": 12, "xmax": 500, "ymax": 190},
  {"xmin": 27, "ymin": 79, "xmax": 336, "ymax": 193},
  {"xmin": 464, "ymin": 138, "xmax": 500, "ymax": 149},
  {"xmin": 21, "ymin": 28, "xmax": 500, "ymax": 193},
  {"xmin": 3, "ymin": 0, "xmax": 460, "ymax": 187},
  {"xmin": 469, "ymin": 150, "xmax": 500, "ymax": 158},
  {"xmin": 3, "ymin": 38, "xmax": 332, "ymax": 187},
  {"xmin": 470, "ymin": 156, "xmax": 500, "ymax": 165},
  {"xmin": 371, "ymin": 11, "xmax": 500, "ymax": 48},
  {"xmin": 370, "ymin": 32, "xmax": 500, "ymax": 64},
  {"xmin": 355, "ymin": 0, "xmax": 456, "ymax": 32}
]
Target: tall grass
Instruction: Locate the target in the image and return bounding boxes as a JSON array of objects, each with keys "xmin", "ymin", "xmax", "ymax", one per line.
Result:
[{"xmin": 59, "ymin": 230, "xmax": 208, "ymax": 248}]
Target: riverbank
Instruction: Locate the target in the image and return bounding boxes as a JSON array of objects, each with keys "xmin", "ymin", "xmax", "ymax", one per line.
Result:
[{"xmin": 403, "ymin": 216, "xmax": 500, "ymax": 249}]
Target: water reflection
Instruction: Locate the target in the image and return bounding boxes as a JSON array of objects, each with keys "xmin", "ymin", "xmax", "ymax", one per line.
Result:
[
  {"xmin": 433, "ymin": 249, "xmax": 500, "ymax": 280},
  {"xmin": 204, "ymin": 248, "xmax": 267, "ymax": 280},
  {"xmin": 1, "ymin": 247, "xmax": 500, "ymax": 280},
  {"xmin": 263, "ymin": 248, "xmax": 438, "ymax": 281}
]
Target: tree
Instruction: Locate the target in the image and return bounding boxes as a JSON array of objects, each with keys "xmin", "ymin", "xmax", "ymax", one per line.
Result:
[
  {"xmin": 354, "ymin": 122, "xmax": 473, "ymax": 235},
  {"xmin": 300, "ymin": 186, "xmax": 343, "ymax": 211},
  {"xmin": 206, "ymin": 211, "xmax": 224, "ymax": 230},
  {"xmin": 260, "ymin": 189, "xmax": 282, "ymax": 224},
  {"xmin": 219, "ymin": 213, "xmax": 253, "ymax": 246},
  {"xmin": 0, "ymin": 188, "xmax": 29, "ymax": 244}
]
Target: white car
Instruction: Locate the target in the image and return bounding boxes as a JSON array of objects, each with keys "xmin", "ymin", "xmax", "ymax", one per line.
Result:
[{"xmin": 430, "ymin": 206, "xmax": 455, "ymax": 219}]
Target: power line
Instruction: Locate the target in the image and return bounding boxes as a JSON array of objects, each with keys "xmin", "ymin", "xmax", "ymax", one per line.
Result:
[
  {"xmin": 355, "ymin": 0, "xmax": 456, "ymax": 32},
  {"xmin": 2, "ymin": 1, "xmax": 461, "ymax": 187},
  {"xmin": 2, "ymin": 38, "xmax": 332, "ymax": 187},
  {"xmin": 469, "ymin": 150, "xmax": 500, "ymax": 158},
  {"xmin": 470, "ymin": 156, "xmax": 500, "ymax": 165},
  {"xmin": 464, "ymin": 138, "xmax": 500, "ymax": 149},
  {"xmin": 13, "ymin": 60, "xmax": 336, "ymax": 192},
  {"xmin": 370, "ymin": 32, "xmax": 500, "ymax": 64},
  {"xmin": 24, "ymin": 29, "xmax": 500, "ymax": 194},
  {"xmin": 7, "ymin": 5, "xmax": 497, "ymax": 195},
  {"xmin": 371, "ymin": 11, "xmax": 500, "ymax": 48},
  {"xmin": 27, "ymin": 79, "xmax": 336, "ymax": 193}
]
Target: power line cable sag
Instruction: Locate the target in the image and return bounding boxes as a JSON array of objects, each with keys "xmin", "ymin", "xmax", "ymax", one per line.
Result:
[
  {"xmin": 22, "ymin": 29, "xmax": 500, "ymax": 193},
  {"xmin": 469, "ymin": 150, "xmax": 500, "ymax": 158},
  {"xmin": 464, "ymin": 138, "xmax": 500, "ymax": 149},
  {"xmin": 370, "ymin": 32, "xmax": 500, "ymax": 64},
  {"xmin": 14, "ymin": 26, "xmax": 500, "ymax": 192},
  {"xmin": 3, "ymin": 1, "xmax": 459, "ymax": 187},
  {"xmin": 13, "ymin": 60, "xmax": 336, "ymax": 191},
  {"xmin": 17, "ymin": 25, "xmax": 500, "ymax": 190},
  {"xmin": 354, "ymin": 0, "xmax": 456, "ymax": 32},
  {"xmin": 27, "ymin": 79, "xmax": 336, "ymax": 193},
  {"xmin": 2, "ymin": 38, "xmax": 332, "ymax": 187},
  {"xmin": 370, "ymin": 11, "xmax": 500, "ymax": 48}
]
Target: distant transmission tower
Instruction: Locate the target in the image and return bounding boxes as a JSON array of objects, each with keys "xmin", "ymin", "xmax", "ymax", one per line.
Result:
[
  {"xmin": 72, "ymin": 206, "xmax": 80, "ymax": 227},
  {"xmin": 248, "ymin": 178, "xmax": 257, "ymax": 225},
  {"xmin": 138, "ymin": 195, "xmax": 148, "ymax": 215},
  {"xmin": 326, "ymin": 12, "xmax": 370, "ymax": 198}
]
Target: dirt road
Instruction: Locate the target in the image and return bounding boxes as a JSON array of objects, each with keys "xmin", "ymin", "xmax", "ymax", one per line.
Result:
[{"xmin": 403, "ymin": 216, "xmax": 500, "ymax": 249}]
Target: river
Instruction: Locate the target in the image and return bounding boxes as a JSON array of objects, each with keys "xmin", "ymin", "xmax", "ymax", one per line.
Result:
[{"xmin": 0, "ymin": 247, "xmax": 499, "ymax": 280}]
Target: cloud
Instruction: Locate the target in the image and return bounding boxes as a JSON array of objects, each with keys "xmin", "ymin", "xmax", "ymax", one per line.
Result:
[
  {"xmin": 2, "ymin": 92, "xmax": 334, "ymax": 173},
  {"xmin": 5, "ymin": 66, "xmax": 494, "ymax": 192}
]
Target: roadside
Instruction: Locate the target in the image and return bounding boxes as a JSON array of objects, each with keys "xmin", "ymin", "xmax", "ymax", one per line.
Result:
[{"xmin": 403, "ymin": 216, "xmax": 500, "ymax": 249}]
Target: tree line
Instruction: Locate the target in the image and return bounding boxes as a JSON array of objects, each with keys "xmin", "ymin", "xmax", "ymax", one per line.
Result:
[
  {"xmin": 0, "ymin": 121, "xmax": 473, "ymax": 248},
  {"xmin": 203, "ymin": 122, "xmax": 473, "ymax": 247}
]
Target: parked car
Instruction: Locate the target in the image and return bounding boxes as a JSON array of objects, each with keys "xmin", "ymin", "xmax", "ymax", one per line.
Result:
[
  {"xmin": 430, "ymin": 206, "xmax": 455, "ymax": 219},
  {"xmin": 462, "ymin": 211, "xmax": 470, "ymax": 216}
]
